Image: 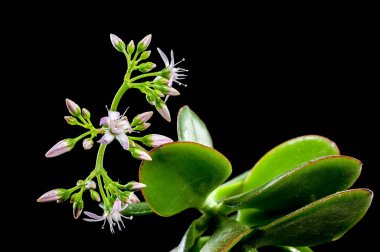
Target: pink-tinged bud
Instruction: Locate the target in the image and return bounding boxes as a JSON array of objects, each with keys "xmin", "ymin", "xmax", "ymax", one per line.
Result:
[
  {"xmin": 138, "ymin": 62, "xmax": 156, "ymax": 73},
  {"xmin": 90, "ymin": 190, "xmax": 101, "ymax": 202},
  {"xmin": 127, "ymin": 40, "xmax": 135, "ymax": 54},
  {"xmin": 64, "ymin": 116, "xmax": 78, "ymax": 125},
  {"xmin": 82, "ymin": 108, "xmax": 91, "ymax": 120},
  {"xmin": 156, "ymin": 104, "xmax": 171, "ymax": 122},
  {"xmin": 137, "ymin": 34, "xmax": 152, "ymax": 52},
  {"xmin": 131, "ymin": 111, "xmax": 153, "ymax": 127},
  {"xmin": 37, "ymin": 189, "xmax": 59, "ymax": 203},
  {"xmin": 131, "ymin": 182, "xmax": 147, "ymax": 191},
  {"xmin": 45, "ymin": 139, "xmax": 76, "ymax": 158},
  {"xmin": 82, "ymin": 138, "xmax": 94, "ymax": 150},
  {"xmin": 155, "ymin": 78, "xmax": 169, "ymax": 85},
  {"xmin": 144, "ymin": 134, "xmax": 173, "ymax": 147},
  {"xmin": 85, "ymin": 180, "xmax": 96, "ymax": 190},
  {"xmin": 146, "ymin": 95, "xmax": 156, "ymax": 106},
  {"xmin": 130, "ymin": 148, "xmax": 152, "ymax": 161},
  {"xmin": 65, "ymin": 98, "xmax": 81, "ymax": 117},
  {"xmin": 127, "ymin": 193, "xmax": 140, "ymax": 204},
  {"xmin": 110, "ymin": 33, "xmax": 126, "ymax": 52},
  {"xmin": 167, "ymin": 87, "xmax": 180, "ymax": 96},
  {"xmin": 73, "ymin": 200, "xmax": 84, "ymax": 219}
]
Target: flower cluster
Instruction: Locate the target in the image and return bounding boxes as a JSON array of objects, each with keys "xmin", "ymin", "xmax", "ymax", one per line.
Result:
[{"xmin": 38, "ymin": 33, "xmax": 187, "ymax": 232}]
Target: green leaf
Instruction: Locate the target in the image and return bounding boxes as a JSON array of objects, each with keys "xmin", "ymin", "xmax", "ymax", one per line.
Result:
[
  {"xmin": 210, "ymin": 170, "xmax": 250, "ymax": 203},
  {"xmin": 191, "ymin": 237, "xmax": 210, "ymax": 252},
  {"xmin": 244, "ymin": 189, "xmax": 373, "ymax": 247},
  {"xmin": 140, "ymin": 142, "xmax": 232, "ymax": 216},
  {"xmin": 177, "ymin": 215, "xmax": 210, "ymax": 252},
  {"xmin": 276, "ymin": 246, "xmax": 313, "ymax": 252},
  {"xmin": 120, "ymin": 202, "xmax": 154, "ymax": 216},
  {"xmin": 223, "ymin": 156, "xmax": 361, "ymax": 213},
  {"xmin": 200, "ymin": 218, "xmax": 250, "ymax": 252},
  {"xmin": 243, "ymin": 135, "xmax": 340, "ymax": 192},
  {"xmin": 177, "ymin": 105, "xmax": 213, "ymax": 147}
]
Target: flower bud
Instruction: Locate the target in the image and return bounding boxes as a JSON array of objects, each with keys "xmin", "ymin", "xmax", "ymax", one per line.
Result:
[
  {"xmin": 154, "ymin": 85, "xmax": 180, "ymax": 96},
  {"xmin": 138, "ymin": 62, "xmax": 156, "ymax": 73},
  {"xmin": 155, "ymin": 78, "xmax": 169, "ymax": 85},
  {"xmin": 137, "ymin": 34, "xmax": 152, "ymax": 52},
  {"xmin": 73, "ymin": 199, "xmax": 84, "ymax": 219},
  {"xmin": 146, "ymin": 95, "xmax": 155, "ymax": 106},
  {"xmin": 82, "ymin": 138, "xmax": 94, "ymax": 150},
  {"xmin": 65, "ymin": 98, "xmax": 81, "ymax": 117},
  {"xmin": 130, "ymin": 148, "xmax": 152, "ymax": 161},
  {"xmin": 140, "ymin": 50, "xmax": 151, "ymax": 60},
  {"xmin": 131, "ymin": 111, "xmax": 153, "ymax": 126},
  {"xmin": 37, "ymin": 188, "xmax": 69, "ymax": 203},
  {"xmin": 70, "ymin": 192, "xmax": 81, "ymax": 203},
  {"xmin": 133, "ymin": 123, "xmax": 151, "ymax": 131},
  {"xmin": 90, "ymin": 190, "xmax": 101, "ymax": 202},
  {"xmin": 45, "ymin": 138, "xmax": 76, "ymax": 158},
  {"xmin": 155, "ymin": 102, "xmax": 171, "ymax": 122},
  {"xmin": 82, "ymin": 108, "xmax": 91, "ymax": 120},
  {"xmin": 127, "ymin": 40, "xmax": 135, "ymax": 54},
  {"xmin": 64, "ymin": 116, "xmax": 78, "ymax": 125},
  {"xmin": 85, "ymin": 180, "xmax": 96, "ymax": 190},
  {"xmin": 76, "ymin": 180, "xmax": 84, "ymax": 186},
  {"xmin": 131, "ymin": 182, "xmax": 147, "ymax": 191},
  {"xmin": 110, "ymin": 34, "xmax": 126, "ymax": 52},
  {"xmin": 143, "ymin": 134, "xmax": 173, "ymax": 147},
  {"xmin": 127, "ymin": 193, "xmax": 140, "ymax": 204}
]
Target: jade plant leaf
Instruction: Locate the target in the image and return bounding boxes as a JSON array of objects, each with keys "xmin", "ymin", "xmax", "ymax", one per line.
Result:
[
  {"xmin": 222, "ymin": 156, "xmax": 361, "ymax": 213},
  {"xmin": 200, "ymin": 218, "xmax": 250, "ymax": 252},
  {"xmin": 243, "ymin": 135, "xmax": 340, "ymax": 192},
  {"xmin": 177, "ymin": 215, "xmax": 210, "ymax": 252},
  {"xmin": 139, "ymin": 142, "xmax": 231, "ymax": 217},
  {"xmin": 177, "ymin": 105, "xmax": 213, "ymax": 147},
  {"xmin": 243, "ymin": 189, "xmax": 373, "ymax": 248},
  {"xmin": 258, "ymin": 246, "xmax": 313, "ymax": 252},
  {"xmin": 120, "ymin": 202, "xmax": 154, "ymax": 216}
]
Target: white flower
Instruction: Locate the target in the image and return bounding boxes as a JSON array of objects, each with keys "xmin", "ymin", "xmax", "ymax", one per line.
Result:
[
  {"xmin": 98, "ymin": 110, "xmax": 132, "ymax": 150},
  {"xmin": 157, "ymin": 48, "xmax": 188, "ymax": 102},
  {"xmin": 83, "ymin": 198, "xmax": 132, "ymax": 234}
]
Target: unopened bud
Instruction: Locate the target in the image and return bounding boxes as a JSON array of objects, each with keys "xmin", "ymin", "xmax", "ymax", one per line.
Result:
[
  {"xmin": 82, "ymin": 108, "xmax": 91, "ymax": 120},
  {"xmin": 133, "ymin": 123, "xmax": 151, "ymax": 131},
  {"xmin": 64, "ymin": 116, "xmax": 78, "ymax": 125},
  {"xmin": 143, "ymin": 134, "xmax": 173, "ymax": 147},
  {"xmin": 155, "ymin": 78, "xmax": 169, "ymax": 85},
  {"xmin": 154, "ymin": 85, "xmax": 180, "ymax": 96},
  {"xmin": 131, "ymin": 182, "xmax": 147, "ymax": 191},
  {"xmin": 76, "ymin": 180, "xmax": 84, "ymax": 186},
  {"xmin": 90, "ymin": 190, "xmax": 101, "ymax": 202},
  {"xmin": 85, "ymin": 180, "xmax": 96, "ymax": 190},
  {"xmin": 130, "ymin": 148, "xmax": 152, "ymax": 161},
  {"xmin": 110, "ymin": 34, "xmax": 126, "ymax": 52},
  {"xmin": 73, "ymin": 200, "xmax": 84, "ymax": 219},
  {"xmin": 146, "ymin": 95, "xmax": 156, "ymax": 106},
  {"xmin": 138, "ymin": 62, "xmax": 156, "ymax": 73},
  {"xmin": 137, "ymin": 34, "xmax": 152, "ymax": 52},
  {"xmin": 45, "ymin": 138, "xmax": 76, "ymax": 158},
  {"xmin": 82, "ymin": 138, "xmax": 94, "ymax": 150},
  {"xmin": 127, "ymin": 193, "xmax": 140, "ymax": 204},
  {"xmin": 127, "ymin": 40, "xmax": 135, "ymax": 54},
  {"xmin": 156, "ymin": 102, "xmax": 171, "ymax": 122},
  {"xmin": 140, "ymin": 50, "xmax": 151, "ymax": 60},
  {"xmin": 65, "ymin": 98, "xmax": 81, "ymax": 117},
  {"xmin": 37, "ymin": 189, "xmax": 69, "ymax": 203},
  {"xmin": 131, "ymin": 111, "xmax": 153, "ymax": 126}
]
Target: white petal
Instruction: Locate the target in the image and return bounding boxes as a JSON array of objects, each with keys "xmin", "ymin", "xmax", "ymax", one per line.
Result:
[
  {"xmin": 99, "ymin": 116, "xmax": 110, "ymax": 126},
  {"xmin": 116, "ymin": 133, "xmax": 129, "ymax": 150},
  {"xmin": 112, "ymin": 198, "xmax": 122, "ymax": 212},
  {"xmin": 157, "ymin": 48, "xmax": 169, "ymax": 66},
  {"xmin": 84, "ymin": 211, "xmax": 104, "ymax": 220},
  {"xmin": 170, "ymin": 50, "xmax": 175, "ymax": 68},
  {"xmin": 83, "ymin": 218, "xmax": 106, "ymax": 222},
  {"xmin": 108, "ymin": 111, "xmax": 120, "ymax": 121},
  {"xmin": 98, "ymin": 131, "xmax": 115, "ymax": 145}
]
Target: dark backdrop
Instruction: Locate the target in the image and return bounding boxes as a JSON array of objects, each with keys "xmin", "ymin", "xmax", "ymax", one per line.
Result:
[{"xmin": 18, "ymin": 10, "xmax": 377, "ymax": 251}]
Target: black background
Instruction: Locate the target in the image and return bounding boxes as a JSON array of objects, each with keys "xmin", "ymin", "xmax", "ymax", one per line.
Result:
[{"xmin": 13, "ymin": 6, "xmax": 378, "ymax": 251}]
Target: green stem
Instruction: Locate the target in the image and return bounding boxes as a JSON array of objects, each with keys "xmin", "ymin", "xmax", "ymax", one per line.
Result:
[
  {"xmin": 130, "ymin": 71, "xmax": 161, "ymax": 83},
  {"xmin": 74, "ymin": 131, "xmax": 92, "ymax": 142}
]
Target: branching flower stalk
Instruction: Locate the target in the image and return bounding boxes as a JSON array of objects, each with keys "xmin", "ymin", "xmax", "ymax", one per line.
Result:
[{"xmin": 37, "ymin": 33, "xmax": 187, "ymax": 232}]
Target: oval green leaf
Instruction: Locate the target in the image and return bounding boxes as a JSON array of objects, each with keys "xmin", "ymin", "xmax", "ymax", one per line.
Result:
[
  {"xmin": 243, "ymin": 135, "xmax": 340, "ymax": 192},
  {"xmin": 223, "ymin": 156, "xmax": 361, "ymax": 213},
  {"xmin": 177, "ymin": 105, "xmax": 213, "ymax": 147},
  {"xmin": 244, "ymin": 189, "xmax": 373, "ymax": 247},
  {"xmin": 200, "ymin": 218, "xmax": 250, "ymax": 252},
  {"xmin": 140, "ymin": 142, "xmax": 232, "ymax": 216},
  {"xmin": 120, "ymin": 202, "xmax": 154, "ymax": 216}
]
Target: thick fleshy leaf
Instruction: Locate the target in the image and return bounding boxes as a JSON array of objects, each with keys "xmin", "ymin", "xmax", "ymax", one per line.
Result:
[
  {"xmin": 244, "ymin": 189, "xmax": 373, "ymax": 247},
  {"xmin": 209, "ymin": 170, "xmax": 250, "ymax": 203},
  {"xmin": 192, "ymin": 237, "xmax": 210, "ymax": 251},
  {"xmin": 200, "ymin": 218, "xmax": 250, "ymax": 252},
  {"xmin": 140, "ymin": 142, "xmax": 232, "ymax": 216},
  {"xmin": 177, "ymin": 216, "xmax": 210, "ymax": 252},
  {"xmin": 243, "ymin": 135, "xmax": 340, "ymax": 192},
  {"xmin": 177, "ymin": 106, "xmax": 213, "ymax": 147},
  {"xmin": 223, "ymin": 156, "xmax": 361, "ymax": 213},
  {"xmin": 258, "ymin": 247, "xmax": 313, "ymax": 252},
  {"xmin": 120, "ymin": 202, "xmax": 154, "ymax": 216}
]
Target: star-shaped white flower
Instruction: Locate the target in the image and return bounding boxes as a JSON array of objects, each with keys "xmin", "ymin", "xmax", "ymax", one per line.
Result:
[
  {"xmin": 83, "ymin": 198, "xmax": 132, "ymax": 234},
  {"xmin": 98, "ymin": 110, "xmax": 132, "ymax": 150},
  {"xmin": 157, "ymin": 48, "xmax": 188, "ymax": 101}
]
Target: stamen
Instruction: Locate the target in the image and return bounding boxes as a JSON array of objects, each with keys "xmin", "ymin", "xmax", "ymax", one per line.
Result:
[{"xmin": 174, "ymin": 58, "xmax": 185, "ymax": 66}]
